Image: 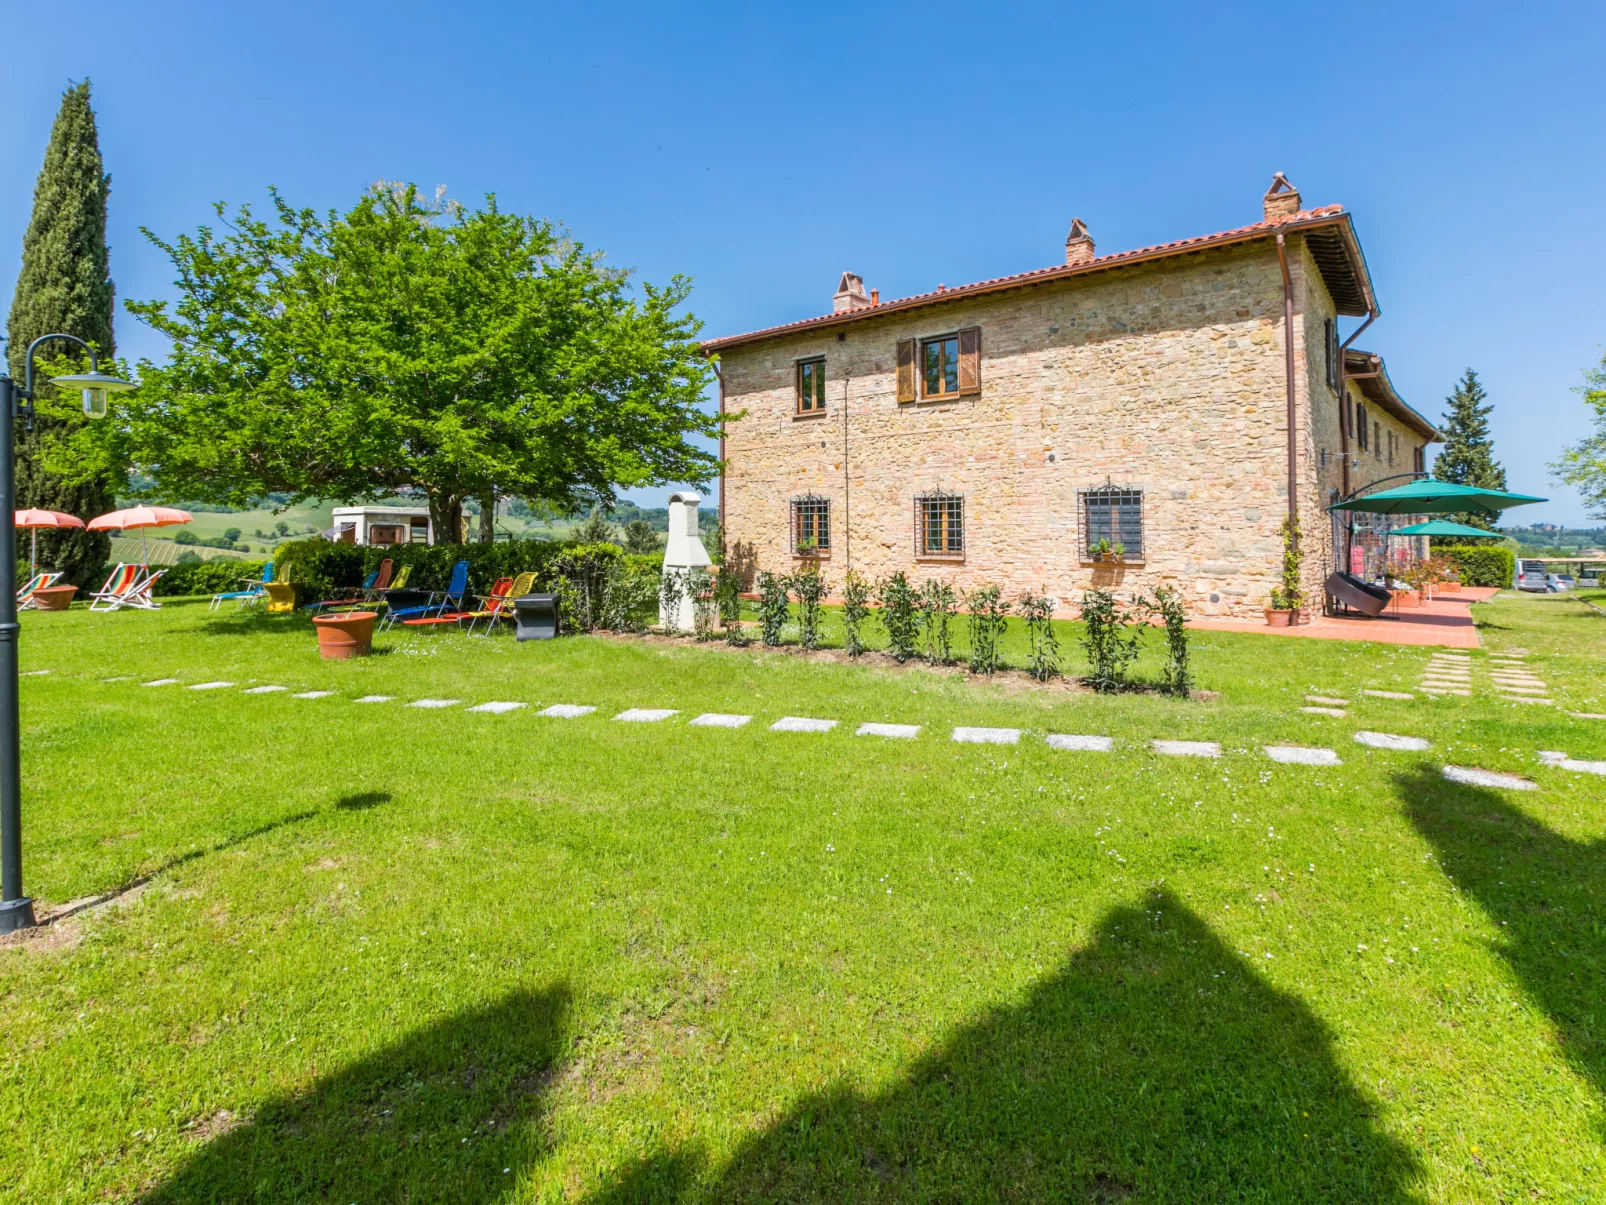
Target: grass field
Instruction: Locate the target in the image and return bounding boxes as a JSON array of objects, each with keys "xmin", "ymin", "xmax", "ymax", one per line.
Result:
[{"xmin": 2, "ymin": 592, "xmax": 1603, "ymax": 1202}]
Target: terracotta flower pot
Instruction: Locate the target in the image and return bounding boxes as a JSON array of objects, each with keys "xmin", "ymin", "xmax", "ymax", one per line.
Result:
[
  {"xmin": 1264, "ymin": 608, "xmax": 1294, "ymax": 627},
  {"xmin": 31, "ymin": 585, "xmax": 78, "ymax": 612},
  {"xmin": 313, "ymin": 610, "xmax": 377, "ymax": 659}
]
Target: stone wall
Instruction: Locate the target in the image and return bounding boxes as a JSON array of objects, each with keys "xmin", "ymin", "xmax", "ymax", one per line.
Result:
[{"xmin": 718, "ymin": 237, "xmax": 1397, "ymax": 619}]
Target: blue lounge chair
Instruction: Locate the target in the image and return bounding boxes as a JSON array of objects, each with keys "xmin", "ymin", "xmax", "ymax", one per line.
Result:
[
  {"xmin": 383, "ymin": 560, "xmax": 470, "ymax": 631},
  {"xmin": 210, "ymin": 562, "xmax": 275, "ymax": 611}
]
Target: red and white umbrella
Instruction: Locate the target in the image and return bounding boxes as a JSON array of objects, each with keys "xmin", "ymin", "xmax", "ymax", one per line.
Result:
[
  {"xmin": 15, "ymin": 509, "xmax": 86, "ymax": 575},
  {"xmin": 86, "ymin": 505, "xmax": 194, "ymax": 563}
]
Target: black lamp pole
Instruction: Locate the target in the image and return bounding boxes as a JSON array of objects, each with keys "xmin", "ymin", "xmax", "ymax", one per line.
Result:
[{"xmin": 0, "ymin": 334, "xmax": 132, "ymax": 934}]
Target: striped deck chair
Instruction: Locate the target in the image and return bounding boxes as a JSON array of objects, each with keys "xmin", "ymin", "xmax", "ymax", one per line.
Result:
[
  {"xmin": 113, "ymin": 568, "xmax": 165, "ymax": 611},
  {"xmin": 17, "ymin": 571, "xmax": 62, "ymax": 610},
  {"xmin": 89, "ymin": 564, "xmax": 144, "ymax": 612},
  {"xmin": 461, "ymin": 573, "xmax": 531, "ymax": 636}
]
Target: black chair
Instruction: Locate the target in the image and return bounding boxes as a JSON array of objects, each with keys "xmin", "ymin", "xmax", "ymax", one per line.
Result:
[{"xmin": 512, "ymin": 593, "xmax": 559, "ymax": 641}]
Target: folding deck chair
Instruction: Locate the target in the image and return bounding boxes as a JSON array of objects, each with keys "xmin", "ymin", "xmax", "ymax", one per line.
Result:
[
  {"xmin": 210, "ymin": 562, "xmax": 275, "ymax": 611},
  {"xmin": 462, "ymin": 571, "xmax": 536, "ymax": 636},
  {"xmin": 385, "ymin": 560, "xmax": 470, "ymax": 631},
  {"xmin": 17, "ymin": 571, "xmax": 63, "ymax": 610},
  {"xmin": 307, "ymin": 559, "xmax": 388, "ymax": 613},
  {"xmin": 89, "ymin": 564, "xmax": 145, "ymax": 612}
]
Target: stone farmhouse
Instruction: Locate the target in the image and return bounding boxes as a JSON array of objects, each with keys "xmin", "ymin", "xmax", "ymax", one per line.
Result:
[{"xmin": 704, "ymin": 175, "xmax": 1440, "ymax": 618}]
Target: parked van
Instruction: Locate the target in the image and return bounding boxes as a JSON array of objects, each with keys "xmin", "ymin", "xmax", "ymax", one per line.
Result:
[{"xmin": 1517, "ymin": 560, "xmax": 1549, "ymax": 591}]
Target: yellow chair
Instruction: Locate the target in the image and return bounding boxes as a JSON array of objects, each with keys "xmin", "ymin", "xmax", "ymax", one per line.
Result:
[{"xmin": 464, "ymin": 571, "xmax": 537, "ymax": 635}]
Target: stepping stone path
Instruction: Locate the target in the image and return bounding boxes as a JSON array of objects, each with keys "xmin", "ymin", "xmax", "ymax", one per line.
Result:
[
  {"xmin": 1152, "ymin": 740, "xmax": 1220, "ymax": 758},
  {"xmin": 771, "ymin": 716, "xmax": 837, "ymax": 733},
  {"xmin": 293, "ymin": 691, "xmax": 333, "ymax": 699},
  {"xmin": 1047, "ymin": 734, "xmax": 1113, "ymax": 752},
  {"xmin": 1305, "ymin": 695, "xmax": 1348, "ymax": 706},
  {"xmin": 242, "ymin": 685, "xmax": 286, "ymax": 694},
  {"xmin": 691, "ymin": 713, "xmax": 752, "ymax": 728},
  {"xmin": 1443, "ymin": 765, "xmax": 1536, "ymax": 791},
  {"xmin": 1264, "ymin": 745, "xmax": 1341, "ymax": 766},
  {"xmin": 188, "ymin": 681, "xmax": 235, "ymax": 690},
  {"xmin": 143, "ymin": 679, "xmax": 180, "ymax": 687},
  {"xmin": 468, "ymin": 701, "xmax": 525, "ymax": 714},
  {"xmin": 1301, "ymin": 706, "xmax": 1347, "ymax": 718},
  {"xmin": 409, "ymin": 698, "xmax": 461, "ymax": 709},
  {"xmin": 615, "ymin": 708, "xmax": 676, "ymax": 723},
  {"xmin": 857, "ymin": 722, "xmax": 920, "ymax": 739},
  {"xmin": 1363, "ymin": 690, "xmax": 1413, "ymax": 701},
  {"xmin": 354, "ymin": 695, "xmax": 393, "ymax": 704},
  {"xmin": 539, "ymin": 704, "xmax": 595, "ymax": 718},
  {"xmin": 953, "ymin": 727, "xmax": 1020, "ymax": 745},
  {"xmin": 1354, "ymin": 730, "xmax": 1430, "ymax": 752},
  {"xmin": 101, "ymin": 676, "xmax": 131, "ymax": 682}
]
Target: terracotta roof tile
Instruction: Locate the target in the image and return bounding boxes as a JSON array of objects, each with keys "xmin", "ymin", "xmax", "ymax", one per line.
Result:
[{"xmin": 704, "ymin": 206, "xmax": 1353, "ymax": 352}]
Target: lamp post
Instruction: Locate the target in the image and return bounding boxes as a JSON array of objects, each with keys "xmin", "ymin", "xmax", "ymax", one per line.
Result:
[{"xmin": 0, "ymin": 334, "xmax": 133, "ymax": 933}]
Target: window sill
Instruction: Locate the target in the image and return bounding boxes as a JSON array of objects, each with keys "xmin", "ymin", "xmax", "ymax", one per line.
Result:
[
  {"xmin": 916, "ymin": 553, "xmax": 966, "ymax": 563},
  {"xmin": 792, "ymin": 409, "xmax": 829, "ymax": 421},
  {"xmin": 792, "ymin": 551, "xmax": 832, "ymax": 561},
  {"xmin": 903, "ymin": 393, "xmax": 976, "ymax": 406},
  {"xmin": 1080, "ymin": 559, "xmax": 1146, "ymax": 568}
]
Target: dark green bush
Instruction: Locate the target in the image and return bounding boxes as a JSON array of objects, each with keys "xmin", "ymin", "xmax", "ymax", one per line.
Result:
[
  {"xmin": 273, "ymin": 540, "xmax": 368, "ymax": 599},
  {"xmin": 1080, "ymin": 589, "xmax": 1141, "ymax": 692},
  {"xmin": 877, "ymin": 572, "xmax": 919, "ymax": 663},
  {"xmin": 756, "ymin": 571, "xmax": 789, "ymax": 646},
  {"xmin": 147, "ymin": 559, "xmax": 270, "ymax": 598},
  {"xmin": 1016, "ymin": 590, "xmax": 1059, "ymax": 681},
  {"xmin": 1432, "ymin": 544, "xmax": 1515, "ymax": 588},
  {"xmin": 841, "ymin": 569, "xmax": 871, "ymax": 657},
  {"xmin": 789, "ymin": 563, "xmax": 827, "ymax": 650},
  {"xmin": 964, "ymin": 584, "xmax": 1009, "ymax": 675}
]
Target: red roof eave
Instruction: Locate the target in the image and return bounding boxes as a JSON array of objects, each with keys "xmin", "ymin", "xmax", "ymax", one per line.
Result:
[{"xmin": 703, "ymin": 206, "xmax": 1366, "ymax": 354}]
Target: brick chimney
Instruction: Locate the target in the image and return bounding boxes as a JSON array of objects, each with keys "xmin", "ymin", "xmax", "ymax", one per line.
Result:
[
  {"xmin": 1262, "ymin": 173, "xmax": 1301, "ymax": 221},
  {"xmin": 1064, "ymin": 218, "xmax": 1095, "ymax": 265},
  {"xmin": 832, "ymin": 271, "xmax": 871, "ymax": 314}
]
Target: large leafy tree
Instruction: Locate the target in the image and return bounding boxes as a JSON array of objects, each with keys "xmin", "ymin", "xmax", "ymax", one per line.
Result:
[
  {"xmin": 57, "ymin": 184, "xmax": 721, "ymax": 541},
  {"xmin": 1434, "ymin": 368, "xmax": 1507, "ymax": 530},
  {"xmin": 1552, "ymin": 353, "xmax": 1606, "ymax": 518},
  {"xmin": 5, "ymin": 80, "xmax": 117, "ymax": 583}
]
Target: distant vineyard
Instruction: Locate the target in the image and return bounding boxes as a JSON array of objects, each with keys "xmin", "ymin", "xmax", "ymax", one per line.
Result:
[{"xmin": 107, "ymin": 537, "xmax": 255, "ymax": 565}]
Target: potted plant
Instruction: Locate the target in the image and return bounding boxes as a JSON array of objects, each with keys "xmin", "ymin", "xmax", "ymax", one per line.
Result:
[
  {"xmin": 1090, "ymin": 538, "xmax": 1125, "ymax": 564},
  {"xmin": 1266, "ymin": 516, "xmax": 1303, "ymax": 625},
  {"xmin": 30, "ymin": 584, "xmax": 78, "ymax": 611},
  {"xmin": 312, "ymin": 610, "xmax": 377, "ymax": 659}
]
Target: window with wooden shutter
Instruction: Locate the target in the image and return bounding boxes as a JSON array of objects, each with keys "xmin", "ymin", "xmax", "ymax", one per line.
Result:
[
  {"xmin": 1355, "ymin": 403, "xmax": 1368, "ymax": 450},
  {"xmin": 958, "ymin": 326, "xmax": 981, "ymax": 395},
  {"xmin": 896, "ymin": 339, "xmax": 916, "ymax": 403}
]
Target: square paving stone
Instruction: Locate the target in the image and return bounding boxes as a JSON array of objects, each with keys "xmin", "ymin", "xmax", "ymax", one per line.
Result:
[
  {"xmin": 189, "ymin": 681, "xmax": 235, "ymax": 690},
  {"xmin": 771, "ymin": 716, "xmax": 838, "ymax": 733},
  {"xmin": 143, "ymin": 679, "xmax": 180, "ymax": 687},
  {"xmin": 1363, "ymin": 690, "xmax": 1414, "ymax": 700},
  {"xmin": 242, "ymin": 686, "xmax": 287, "ymax": 694},
  {"xmin": 468, "ymin": 701, "xmax": 526, "ymax": 714},
  {"xmin": 1557, "ymin": 758, "xmax": 1606, "ymax": 776},
  {"xmin": 293, "ymin": 691, "xmax": 333, "ymax": 699},
  {"xmin": 1502, "ymin": 696, "xmax": 1554, "ymax": 705},
  {"xmin": 1419, "ymin": 688, "xmax": 1472, "ymax": 697},
  {"xmin": 409, "ymin": 698, "xmax": 461, "ymax": 709},
  {"xmin": 1567, "ymin": 712, "xmax": 1606, "ymax": 720},
  {"xmin": 857, "ymin": 722, "xmax": 921, "ymax": 739},
  {"xmin": 1152, "ymin": 740, "xmax": 1221, "ymax": 758},
  {"xmin": 952, "ymin": 727, "xmax": 1020, "ymax": 745},
  {"xmin": 1301, "ymin": 706, "xmax": 1347, "ymax": 717},
  {"xmin": 1264, "ymin": 745, "xmax": 1341, "ymax": 766},
  {"xmin": 1305, "ymin": 695, "xmax": 1349, "ymax": 706},
  {"xmin": 614, "ymin": 708, "xmax": 677, "ymax": 723},
  {"xmin": 354, "ymin": 695, "xmax": 393, "ymax": 704},
  {"xmin": 1354, "ymin": 730, "xmax": 1430, "ymax": 752},
  {"xmin": 1046, "ymin": 734, "xmax": 1113, "ymax": 752},
  {"xmin": 539, "ymin": 704, "xmax": 595, "ymax": 718},
  {"xmin": 691, "ymin": 713, "xmax": 753, "ymax": 728},
  {"xmin": 1443, "ymin": 765, "xmax": 1536, "ymax": 791}
]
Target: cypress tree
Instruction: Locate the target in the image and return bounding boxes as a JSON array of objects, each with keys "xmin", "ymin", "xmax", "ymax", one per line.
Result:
[
  {"xmin": 5, "ymin": 80, "xmax": 117, "ymax": 584},
  {"xmin": 1434, "ymin": 368, "xmax": 1507, "ymax": 530}
]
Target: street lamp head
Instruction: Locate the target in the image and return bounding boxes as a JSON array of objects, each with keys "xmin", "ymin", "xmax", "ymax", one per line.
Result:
[{"xmin": 47, "ymin": 369, "xmax": 136, "ymax": 419}]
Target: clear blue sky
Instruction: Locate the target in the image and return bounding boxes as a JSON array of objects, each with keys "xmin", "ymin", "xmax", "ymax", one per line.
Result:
[{"xmin": 3, "ymin": 0, "xmax": 1602, "ymax": 525}]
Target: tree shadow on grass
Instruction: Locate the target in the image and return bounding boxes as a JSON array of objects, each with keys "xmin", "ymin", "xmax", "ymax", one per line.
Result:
[
  {"xmin": 1397, "ymin": 766, "xmax": 1606, "ymax": 1110},
  {"xmin": 335, "ymin": 790, "xmax": 392, "ymax": 811},
  {"xmin": 142, "ymin": 984, "xmax": 570, "ymax": 1204},
  {"xmin": 592, "ymin": 892, "xmax": 1419, "ymax": 1204}
]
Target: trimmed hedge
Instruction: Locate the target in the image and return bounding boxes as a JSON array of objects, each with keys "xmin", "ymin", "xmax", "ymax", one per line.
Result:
[
  {"xmin": 140, "ymin": 559, "xmax": 270, "ymax": 598},
  {"xmin": 1432, "ymin": 544, "xmax": 1514, "ymax": 588},
  {"xmin": 270, "ymin": 538, "xmax": 664, "ymax": 608}
]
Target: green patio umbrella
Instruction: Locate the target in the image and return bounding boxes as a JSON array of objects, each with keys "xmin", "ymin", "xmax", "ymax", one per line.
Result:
[
  {"xmin": 1328, "ymin": 479, "xmax": 1545, "ymax": 516},
  {"xmin": 1385, "ymin": 519, "xmax": 1506, "ymax": 539}
]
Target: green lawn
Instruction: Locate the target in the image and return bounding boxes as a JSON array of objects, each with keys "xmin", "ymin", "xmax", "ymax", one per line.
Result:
[{"xmin": 2, "ymin": 592, "xmax": 1603, "ymax": 1202}]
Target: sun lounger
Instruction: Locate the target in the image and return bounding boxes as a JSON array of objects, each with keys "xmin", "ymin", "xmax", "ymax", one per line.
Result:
[
  {"xmin": 89, "ymin": 563, "xmax": 145, "ymax": 612},
  {"xmin": 17, "ymin": 571, "xmax": 63, "ymax": 610},
  {"xmin": 210, "ymin": 562, "xmax": 275, "ymax": 611},
  {"xmin": 385, "ymin": 560, "xmax": 470, "ymax": 631}
]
